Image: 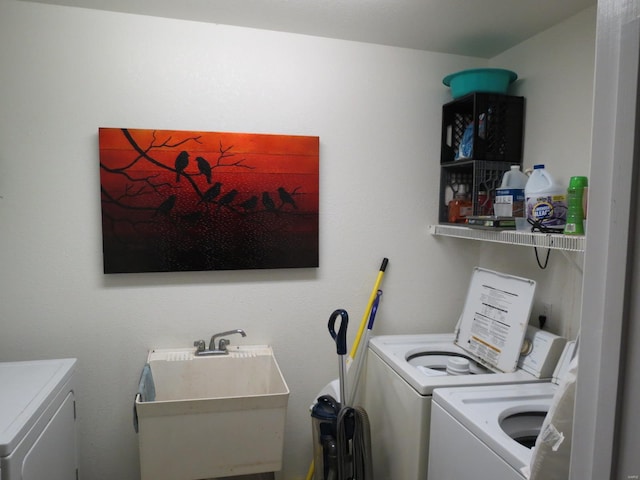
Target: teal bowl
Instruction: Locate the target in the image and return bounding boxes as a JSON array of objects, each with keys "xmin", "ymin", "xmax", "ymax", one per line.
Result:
[{"xmin": 443, "ymin": 68, "xmax": 517, "ymax": 98}]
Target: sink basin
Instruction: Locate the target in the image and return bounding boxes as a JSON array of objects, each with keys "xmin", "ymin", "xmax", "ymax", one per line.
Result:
[{"xmin": 135, "ymin": 345, "xmax": 289, "ymax": 480}]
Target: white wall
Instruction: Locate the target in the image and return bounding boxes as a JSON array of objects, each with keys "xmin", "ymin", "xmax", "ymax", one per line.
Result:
[
  {"xmin": 0, "ymin": 2, "xmax": 483, "ymax": 478},
  {"xmin": 0, "ymin": 1, "xmax": 595, "ymax": 479},
  {"xmin": 479, "ymin": 7, "xmax": 596, "ymax": 339},
  {"xmin": 494, "ymin": 7, "xmax": 596, "ymax": 182}
]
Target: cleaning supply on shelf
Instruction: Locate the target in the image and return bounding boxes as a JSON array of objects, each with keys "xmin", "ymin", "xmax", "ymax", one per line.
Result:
[
  {"xmin": 448, "ymin": 185, "xmax": 472, "ymax": 223},
  {"xmin": 494, "ymin": 165, "xmax": 529, "ymax": 217},
  {"xmin": 476, "ymin": 189, "xmax": 492, "ymax": 215},
  {"xmin": 455, "ymin": 122, "xmax": 474, "ymax": 160},
  {"xmin": 501, "ymin": 164, "xmax": 529, "ymax": 189},
  {"xmin": 525, "ymin": 164, "xmax": 567, "ymax": 229},
  {"xmin": 564, "ymin": 176, "xmax": 588, "ymax": 235}
]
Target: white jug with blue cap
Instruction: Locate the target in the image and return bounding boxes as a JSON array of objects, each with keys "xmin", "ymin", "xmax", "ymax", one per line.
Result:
[
  {"xmin": 525, "ymin": 164, "xmax": 567, "ymax": 229},
  {"xmin": 494, "ymin": 165, "xmax": 528, "ymax": 217}
]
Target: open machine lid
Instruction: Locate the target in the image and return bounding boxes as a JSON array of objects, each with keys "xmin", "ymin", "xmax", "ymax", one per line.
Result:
[{"xmin": 454, "ymin": 268, "xmax": 536, "ymax": 373}]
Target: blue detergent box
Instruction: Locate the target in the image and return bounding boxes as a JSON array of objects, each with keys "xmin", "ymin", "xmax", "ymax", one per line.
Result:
[{"xmin": 494, "ymin": 188, "xmax": 525, "ymax": 217}]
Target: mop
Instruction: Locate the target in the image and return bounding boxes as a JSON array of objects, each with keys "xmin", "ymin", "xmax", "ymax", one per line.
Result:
[
  {"xmin": 312, "ymin": 258, "xmax": 389, "ymax": 404},
  {"xmin": 307, "ymin": 258, "xmax": 388, "ymax": 480},
  {"xmin": 347, "ymin": 290, "xmax": 382, "ymax": 406}
]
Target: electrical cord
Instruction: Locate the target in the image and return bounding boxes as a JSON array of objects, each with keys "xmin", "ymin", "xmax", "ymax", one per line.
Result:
[
  {"xmin": 527, "ymin": 218, "xmax": 562, "ymax": 269},
  {"xmin": 335, "ymin": 406, "xmax": 373, "ymax": 480},
  {"xmin": 352, "ymin": 407, "xmax": 373, "ymax": 480},
  {"xmin": 335, "ymin": 408, "xmax": 351, "ymax": 480},
  {"xmin": 534, "ymin": 245, "xmax": 551, "ymax": 269}
]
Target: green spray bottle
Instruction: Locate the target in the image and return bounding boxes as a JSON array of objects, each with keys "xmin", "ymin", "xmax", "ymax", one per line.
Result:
[{"xmin": 564, "ymin": 176, "xmax": 588, "ymax": 235}]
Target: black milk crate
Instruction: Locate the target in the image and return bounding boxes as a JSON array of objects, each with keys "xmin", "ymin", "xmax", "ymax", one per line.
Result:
[
  {"xmin": 439, "ymin": 160, "xmax": 515, "ymax": 223},
  {"xmin": 441, "ymin": 93, "xmax": 524, "ymax": 164}
]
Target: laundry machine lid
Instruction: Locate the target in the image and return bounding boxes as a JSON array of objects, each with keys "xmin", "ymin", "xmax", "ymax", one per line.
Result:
[
  {"xmin": 454, "ymin": 268, "xmax": 536, "ymax": 373},
  {"xmin": 0, "ymin": 358, "xmax": 76, "ymax": 456}
]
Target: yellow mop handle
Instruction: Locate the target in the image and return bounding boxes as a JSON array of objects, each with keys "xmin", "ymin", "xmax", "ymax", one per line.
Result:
[
  {"xmin": 307, "ymin": 259, "xmax": 388, "ymax": 480},
  {"xmin": 305, "ymin": 460, "xmax": 315, "ymax": 480},
  {"xmin": 349, "ymin": 258, "xmax": 388, "ymax": 361}
]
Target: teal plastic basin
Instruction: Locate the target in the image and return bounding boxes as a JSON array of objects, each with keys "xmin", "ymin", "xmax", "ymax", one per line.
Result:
[{"xmin": 443, "ymin": 68, "xmax": 517, "ymax": 98}]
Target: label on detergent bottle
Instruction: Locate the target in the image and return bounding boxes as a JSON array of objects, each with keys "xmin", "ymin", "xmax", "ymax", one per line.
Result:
[
  {"xmin": 495, "ymin": 188, "xmax": 525, "ymax": 217},
  {"xmin": 527, "ymin": 194, "xmax": 567, "ymax": 227}
]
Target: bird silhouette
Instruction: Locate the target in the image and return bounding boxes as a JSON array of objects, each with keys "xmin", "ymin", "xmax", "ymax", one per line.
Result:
[
  {"xmin": 262, "ymin": 192, "xmax": 276, "ymax": 211},
  {"xmin": 216, "ymin": 189, "xmax": 238, "ymax": 211},
  {"xmin": 196, "ymin": 156, "xmax": 212, "ymax": 184},
  {"xmin": 278, "ymin": 187, "xmax": 297, "ymax": 209},
  {"xmin": 238, "ymin": 195, "xmax": 258, "ymax": 212},
  {"xmin": 199, "ymin": 182, "xmax": 222, "ymax": 204},
  {"xmin": 155, "ymin": 195, "xmax": 176, "ymax": 216},
  {"xmin": 175, "ymin": 151, "xmax": 189, "ymax": 182}
]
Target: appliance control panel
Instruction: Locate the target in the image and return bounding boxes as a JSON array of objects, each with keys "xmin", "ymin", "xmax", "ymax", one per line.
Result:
[{"xmin": 518, "ymin": 326, "xmax": 567, "ymax": 378}]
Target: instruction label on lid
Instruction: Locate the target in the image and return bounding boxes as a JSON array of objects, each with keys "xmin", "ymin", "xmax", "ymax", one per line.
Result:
[{"xmin": 454, "ymin": 268, "xmax": 536, "ymax": 373}]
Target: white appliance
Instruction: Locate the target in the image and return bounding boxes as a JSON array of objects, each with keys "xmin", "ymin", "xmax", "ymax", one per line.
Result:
[
  {"xmin": 0, "ymin": 358, "xmax": 78, "ymax": 480},
  {"xmin": 428, "ymin": 342, "xmax": 577, "ymax": 480},
  {"xmin": 362, "ymin": 268, "xmax": 565, "ymax": 479}
]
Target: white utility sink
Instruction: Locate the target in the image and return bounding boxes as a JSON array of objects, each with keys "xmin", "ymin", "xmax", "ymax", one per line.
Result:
[{"xmin": 135, "ymin": 345, "xmax": 289, "ymax": 480}]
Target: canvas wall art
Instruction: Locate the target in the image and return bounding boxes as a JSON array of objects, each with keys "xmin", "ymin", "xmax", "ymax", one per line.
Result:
[{"xmin": 99, "ymin": 128, "xmax": 319, "ymax": 273}]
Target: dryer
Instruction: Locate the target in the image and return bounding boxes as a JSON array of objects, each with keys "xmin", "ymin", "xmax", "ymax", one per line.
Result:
[
  {"xmin": 428, "ymin": 342, "xmax": 577, "ymax": 480},
  {"xmin": 0, "ymin": 358, "xmax": 78, "ymax": 480},
  {"xmin": 362, "ymin": 268, "xmax": 566, "ymax": 479}
]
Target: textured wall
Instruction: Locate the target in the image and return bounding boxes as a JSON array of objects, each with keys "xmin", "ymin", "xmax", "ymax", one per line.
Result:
[{"xmin": 0, "ymin": 1, "xmax": 594, "ymax": 478}]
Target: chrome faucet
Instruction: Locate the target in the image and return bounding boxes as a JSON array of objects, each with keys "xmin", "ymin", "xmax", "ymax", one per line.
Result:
[
  {"xmin": 209, "ymin": 329, "xmax": 246, "ymax": 351},
  {"xmin": 193, "ymin": 329, "xmax": 247, "ymax": 356}
]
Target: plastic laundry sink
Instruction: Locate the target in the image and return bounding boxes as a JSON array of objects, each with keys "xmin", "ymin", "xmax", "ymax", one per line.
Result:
[{"xmin": 135, "ymin": 345, "xmax": 289, "ymax": 480}]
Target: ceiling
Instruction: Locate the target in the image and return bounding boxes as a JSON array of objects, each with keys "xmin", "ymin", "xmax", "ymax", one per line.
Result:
[{"xmin": 21, "ymin": 0, "xmax": 596, "ymax": 58}]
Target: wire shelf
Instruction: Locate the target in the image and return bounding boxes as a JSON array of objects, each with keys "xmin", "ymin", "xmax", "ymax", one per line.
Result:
[{"xmin": 429, "ymin": 224, "xmax": 586, "ymax": 252}]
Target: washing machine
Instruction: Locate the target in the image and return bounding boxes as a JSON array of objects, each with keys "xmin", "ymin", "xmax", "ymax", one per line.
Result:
[
  {"xmin": 428, "ymin": 341, "xmax": 577, "ymax": 480},
  {"xmin": 362, "ymin": 268, "xmax": 567, "ymax": 480},
  {"xmin": 0, "ymin": 358, "xmax": 78, "ymax": 480}
]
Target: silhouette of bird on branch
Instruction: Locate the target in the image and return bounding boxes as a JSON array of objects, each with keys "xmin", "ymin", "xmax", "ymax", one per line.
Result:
[
  {"xmin": 217, "ymin": 189, "xmax": 238, "ymax": 211},
  {"xmin": 196, "ymin": 156, "xmax": 212, "ymax": 184},
  {"xmin": 155, "ymin": 195, "xmax": 176, "ymax": 216},
  {"xmin": 175, "ymin": 151, "xmax": 189, "ymax": 182},
  {"xmin": 199, "ymin": 182, "xmax": 222, "ymax": 204},
  {"xmin": 278, "ymin": 187, "xmax": 297, "ymax": 209},
  {"xmin": 262, "ymin": 192, "xmax": 276, "ymax": 212},
  {"xmin": 239, "ymin": 195, "xmax": 258, "ymax": 212}
]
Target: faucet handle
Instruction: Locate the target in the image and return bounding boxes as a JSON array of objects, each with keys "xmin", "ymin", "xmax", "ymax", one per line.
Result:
[{"xmin": 193, "ymin": 339, "xmax": 206, "ymax": 352}]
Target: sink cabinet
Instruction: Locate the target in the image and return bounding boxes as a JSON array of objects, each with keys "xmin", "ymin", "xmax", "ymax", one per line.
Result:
[{"xmin": 135, "ymin": 346, "xmax": 289, "ymax": 480}]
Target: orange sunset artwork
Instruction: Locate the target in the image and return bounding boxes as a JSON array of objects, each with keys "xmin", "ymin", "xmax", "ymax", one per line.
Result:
[{"xmin": 99, "ymin": 128, "xmax": 319, "ymax": 273}]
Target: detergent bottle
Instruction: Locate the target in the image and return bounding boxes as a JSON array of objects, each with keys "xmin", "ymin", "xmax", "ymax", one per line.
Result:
[
  {"xmin": 564, "ymin": 176, "xmax": 588, "ymax": 235},
  {"xmin": 494, "ymin": 165, "xmax": 529, "ymax": 217},
  {"xmin": 525, "ymin": 164, "xmax": 567, "ymax": 230},
  {"xmin": 448, "ymin": 185, "xmax": 472, "ymax": 223},
  {"xmin": 502, "ymin": 165, "xmax": 529, "ymax": 189}
]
